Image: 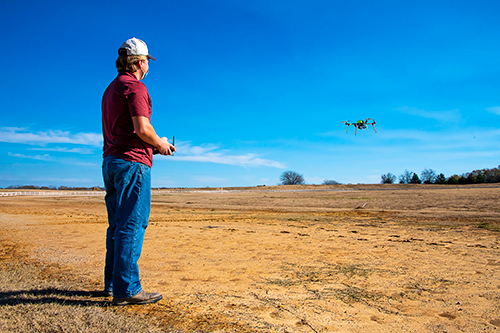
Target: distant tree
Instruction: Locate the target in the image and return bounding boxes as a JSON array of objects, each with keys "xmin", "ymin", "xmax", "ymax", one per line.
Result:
[
  {"xmin": 484, "ymin": 166, "xmax": 500, "ymax": 183},
  {"xmin": 21, "ymin": 185, "xmax": 39, "ymax": 189},
  {"xmin": 477, "ymin": 174, "xmax": 487, "ymax": 183},
  {"xmin": 323, "ymin": 180, "xmax": 341, "ymax": 185},
  {"xmin": 447, "ymin": 175, "xmax": 460, "ymax": 184},
  {"xmin": 410, "ymin": 173, "xmax": 422, "ymax": 184},
  {"xmin": 465, "ymin": 173, "xmax": 478, "ymax": 184},
  {"xmin": 469, "ymin": 166, "xmax": 500, "ymax": 183},
  {"xmin": 434, "ymin": 173, "xmax": 447, "ymax": 184},
  {"xmin": 421, "ymin": 168, "xmax": 437, "ymax": 184},
  {"xmin": 399, "ymin": 170, "xmax": 414, "ymax": 184},
  {"xmin": 380, "ymin": 173, "xmax": 396, "ymax": 184},
  {"xmin": 279, "ymin": 171, "xmax": 305, "ymax": 185}
]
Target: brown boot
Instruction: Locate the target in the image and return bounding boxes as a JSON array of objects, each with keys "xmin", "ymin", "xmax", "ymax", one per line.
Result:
[
  {"xmin": 94, "ymin": 290, "xmax": 113, "ymax": 297},
  {"xmin": 112, "ymin": 290, "xmax": 162, "ymax": 306}
]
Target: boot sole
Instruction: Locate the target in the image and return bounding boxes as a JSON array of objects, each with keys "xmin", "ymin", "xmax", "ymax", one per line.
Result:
[{"xmin": 113, "ymin": 295, "xmax": 162, "ymax": 306}]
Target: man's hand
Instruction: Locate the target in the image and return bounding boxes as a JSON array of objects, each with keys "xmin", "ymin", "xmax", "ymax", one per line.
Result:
[
  {"xmin": 132, "ymin": 116, "xmax": 176, "ymax": 156},
  {"xmin": 156, "ymin": 137, "xmax": 176, "ymax": 156}
]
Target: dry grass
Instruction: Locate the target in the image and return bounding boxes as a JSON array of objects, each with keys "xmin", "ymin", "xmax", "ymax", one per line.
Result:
[{"xmin": 0, "ymin": 240, "xmax": 166, "ymax": 333}]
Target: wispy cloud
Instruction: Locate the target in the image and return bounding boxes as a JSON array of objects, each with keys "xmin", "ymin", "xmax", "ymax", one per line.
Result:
[
  {"xmin": 379, "ymin": 128, "xmax": 500, "ymax": 142},
  {"xmin": 8, "ymin": 152, "xmax": 53, "ymax": 161},
  {"xmin": 165, "ymin": 142, "xmax": 286, "ymax": 168},
  {"xmin": 0, "ymin": 127, "xmax": 102, "ymax": 147},
  {"xmin": 395, "ymin": 106, "xmax": 461, "ymax": 122},
  {"xmin": 8, "ymin": 152, "xmax": 99, "ymax": 166},
  {"xmin": 27, "ymin": 147, "xmax": 94, "ymax": 154},
  {"xmin": 486, "ymin": 106, "xmax": 500, "ymax": 116},
  {"xmin": 316, "ymin": 127, "xmax": 500, "ymax": 161}
]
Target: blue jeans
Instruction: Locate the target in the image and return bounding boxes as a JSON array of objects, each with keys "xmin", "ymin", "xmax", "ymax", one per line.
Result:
[{"xmin": 102, "ymin": 155, "xmax": 151, "ymax": 298}]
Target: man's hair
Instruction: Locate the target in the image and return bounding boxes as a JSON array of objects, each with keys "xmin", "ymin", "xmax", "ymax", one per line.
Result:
[{"xmin": 116, "ymin": 54, "xmax": 148, "ymax": 73}]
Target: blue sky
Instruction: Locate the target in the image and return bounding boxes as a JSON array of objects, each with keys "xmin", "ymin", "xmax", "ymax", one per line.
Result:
[{"xmin": 1, "ymin": 0, "xmax": 499, "ymax": 188}]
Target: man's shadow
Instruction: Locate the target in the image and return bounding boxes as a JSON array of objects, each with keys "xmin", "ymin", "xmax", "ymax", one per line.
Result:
[{"xmin": 0, "ymin": 288, "xmax": 110, "ymax": 306}]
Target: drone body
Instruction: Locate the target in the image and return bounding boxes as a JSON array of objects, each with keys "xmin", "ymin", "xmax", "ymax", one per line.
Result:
[{"xmin": 342, "ymin": 118, "xmax": 377, "ymax": 135}]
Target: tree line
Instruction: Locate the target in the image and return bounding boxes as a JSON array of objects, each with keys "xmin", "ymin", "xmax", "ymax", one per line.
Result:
[
  {"xmin": 279, "ymin": 165, "xmax": 500, "ymax": 186},
  {"xmin": 381, "ymin": 165, "xmax": 500, "ymax": 184}
]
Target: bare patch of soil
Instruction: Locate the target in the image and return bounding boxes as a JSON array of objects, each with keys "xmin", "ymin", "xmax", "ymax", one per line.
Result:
[{"xmin": 1, "ymin": 184, "xmax": 500, "ymax": 332}]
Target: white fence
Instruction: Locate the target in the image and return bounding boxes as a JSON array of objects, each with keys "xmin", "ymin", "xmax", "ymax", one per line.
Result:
[{"xmin": 0, "ymin": 191, "xmax": 105, "ymax": 197}]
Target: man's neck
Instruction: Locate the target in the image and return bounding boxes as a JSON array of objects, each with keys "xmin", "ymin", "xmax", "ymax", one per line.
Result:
[{"xmin": 132, "ymin": 70, "xmax": 142, "ymax": 81}]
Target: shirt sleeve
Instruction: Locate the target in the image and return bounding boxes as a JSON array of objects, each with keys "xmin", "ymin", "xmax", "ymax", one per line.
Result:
[{"xmin": 127, "ymin": 83, "xmax": 151, "ymax": 119}]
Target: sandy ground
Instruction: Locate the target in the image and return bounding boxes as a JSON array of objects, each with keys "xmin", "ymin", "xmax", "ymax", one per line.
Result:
[{"xmin": 1, "ymin": 184, "xmax": 500, "ymax": 332}]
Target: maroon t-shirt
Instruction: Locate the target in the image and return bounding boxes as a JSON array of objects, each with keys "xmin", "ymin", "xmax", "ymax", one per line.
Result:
[{"xmin": 102, "ymin": 72, "xmax": 153, "ymax": 167}]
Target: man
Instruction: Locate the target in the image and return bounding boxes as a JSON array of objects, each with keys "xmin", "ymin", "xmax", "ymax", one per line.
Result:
[{"xmin": 101, "ymin": 37, "xmax": 175, "ymax": 305}]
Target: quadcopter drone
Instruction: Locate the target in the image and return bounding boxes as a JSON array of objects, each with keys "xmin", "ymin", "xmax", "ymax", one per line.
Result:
[{"xmin": 342, "ymin": 118, "xmax": 377, "ymax": 135}]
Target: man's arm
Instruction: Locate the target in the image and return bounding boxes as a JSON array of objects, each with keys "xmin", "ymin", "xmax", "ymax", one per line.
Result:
[{"xmin": 132, "ymin": 116, "xmax": 175, "ymax": 155}]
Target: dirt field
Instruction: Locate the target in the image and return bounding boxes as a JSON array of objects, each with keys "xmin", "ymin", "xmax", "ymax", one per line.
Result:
[{"xmin": 1, "ymin": 184, "xmax": 500, "ymax": 332}]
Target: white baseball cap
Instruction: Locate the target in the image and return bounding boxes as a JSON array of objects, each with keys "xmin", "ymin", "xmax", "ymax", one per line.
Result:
[{"xmin": 118, "ymin": 37, "xmax": 156, "ymax": 61}]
